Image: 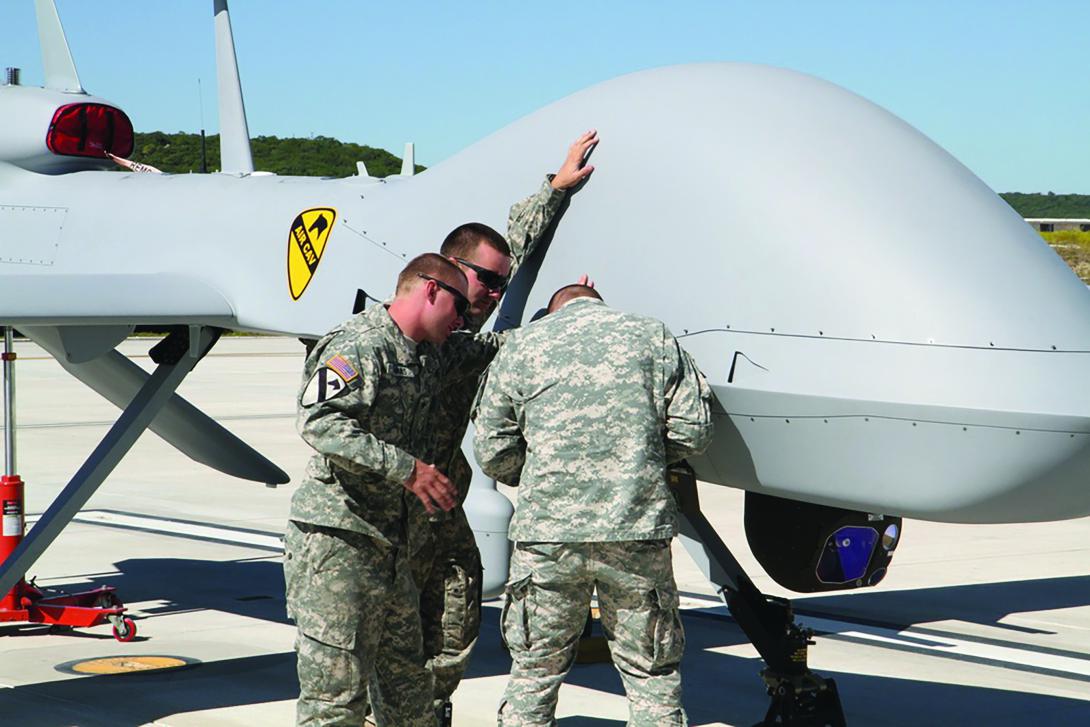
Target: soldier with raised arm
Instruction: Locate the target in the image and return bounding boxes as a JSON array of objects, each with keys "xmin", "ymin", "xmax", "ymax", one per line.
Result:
[
  {"xmin": 411, "ymin": 131, "xmax": 599, "ymax": 724},
  {"xmin": 472, "ymin": 284, "xmax": 714, "ymax": 727}
]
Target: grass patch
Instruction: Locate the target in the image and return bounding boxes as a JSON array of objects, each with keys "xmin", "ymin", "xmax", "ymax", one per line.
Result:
[{"xmin": 1040, "ymin": 230, "xmax": 1090, "ymax": 283}]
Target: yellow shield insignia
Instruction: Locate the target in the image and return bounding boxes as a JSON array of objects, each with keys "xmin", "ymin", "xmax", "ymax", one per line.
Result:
[{"xmin": 287, "ymin": 207, "xmax": 336, "ymax": 300}]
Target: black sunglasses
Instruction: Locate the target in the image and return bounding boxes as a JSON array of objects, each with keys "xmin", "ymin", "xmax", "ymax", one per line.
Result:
[
  {"xmin": 453, "ymin": 257, "xmax": 508, "ymax": 293},
  {"xmin": 417, "ymin": 274, "xmax": 469, "ymax": 317}
]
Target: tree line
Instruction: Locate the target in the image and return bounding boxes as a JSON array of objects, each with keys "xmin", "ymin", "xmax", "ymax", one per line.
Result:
[
  {"xmin": 130, "ymin": 131, "xmax": 424, "ymax": 177},
  {"xmin": 1000, "ymin": 192, "xmax": 1090, "ymax": 219}
]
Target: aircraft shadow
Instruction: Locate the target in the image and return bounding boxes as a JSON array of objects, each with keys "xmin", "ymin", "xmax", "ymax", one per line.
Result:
[
  {"xmin": 85, "ymin": 554, "xmax": 1090, "ymax": 636},
  {"xmin": 467, "ymin": 604, "xmax": 1090, "ymax": 726},
  {"xmin": 14, "ymin": 558, "xmax": 1090, "ymax": 725},
  {"xmin": 677, "ymin": 610, "xmax": 1090, "ymax": 725},
  {"xmin": 794, "ymin": 574, "xmax": 1090, "ymax": 635},
  {"xmin": 60, "ymin": 555, "xmax": 292, "ymax": 625},
  {"xmin": 2, "ymin": 608, "xmax": 1086, "ymax": 726}
]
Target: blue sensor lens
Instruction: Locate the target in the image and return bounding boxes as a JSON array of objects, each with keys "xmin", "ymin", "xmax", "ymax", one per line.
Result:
[{"xmin": 816, "ymin": 526, "xmax": 879, "ymax": 584}]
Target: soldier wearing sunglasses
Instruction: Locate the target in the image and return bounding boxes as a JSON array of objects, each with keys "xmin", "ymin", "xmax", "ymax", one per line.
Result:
[
  {"xmin": 287, "ymin": 254, "xmax": 472, "ymax": 727},
  {"xmin": 407, "ymin": 130, "xmax": 599, "ymax": 725}
]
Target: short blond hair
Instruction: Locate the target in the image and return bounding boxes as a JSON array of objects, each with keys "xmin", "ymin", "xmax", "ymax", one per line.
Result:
[{"xmin": 396, "ymin": 253, "xmax": 468, "ymax": 296}]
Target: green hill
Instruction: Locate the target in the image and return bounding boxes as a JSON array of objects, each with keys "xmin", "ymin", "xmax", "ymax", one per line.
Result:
[{"xmin": 130, "ymin": 131, "xmax": 424, "ymax": 177}]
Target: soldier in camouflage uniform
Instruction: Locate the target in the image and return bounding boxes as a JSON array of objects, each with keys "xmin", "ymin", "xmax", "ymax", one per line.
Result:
[
  {"xmin": 409, "ymin": 130, "xmax": 600, "ymax": 722},
  {"xmin": 285, "ymin": 254, "xmax": 470, "ymax": 726},
  {"xmin": 472, "ymin": 285, "xmax": 714, "ymax": 727}
]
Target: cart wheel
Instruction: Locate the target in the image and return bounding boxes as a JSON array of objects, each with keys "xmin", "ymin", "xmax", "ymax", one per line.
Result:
[{"xmin": 112, "ymin": 616, "xmax": 137, "ymax": 642}]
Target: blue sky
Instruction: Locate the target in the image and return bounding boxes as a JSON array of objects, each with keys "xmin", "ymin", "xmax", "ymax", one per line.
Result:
[{"xmin": 3, "ymin": 1, "xmax": 1087, "ymax": 192}]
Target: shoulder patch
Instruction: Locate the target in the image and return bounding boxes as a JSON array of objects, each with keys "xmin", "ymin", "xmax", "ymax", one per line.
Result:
[
  {"xmin": 326, "ymin": 354, "xmax": 359, "ymax": 383},
  {"xmin": 301, "ymin": 362, "xmax": 358, "ymax": 407}
]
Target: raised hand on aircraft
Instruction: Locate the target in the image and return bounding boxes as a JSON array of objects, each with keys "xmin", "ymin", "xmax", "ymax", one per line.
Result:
[
  {"xmin": 550, "ymin": 129, "xmax": 599, "ymax": 190},
  {"xmin": 404, "ymin": 459, "xmax": 457, "ymax": 514},
  {"xmin": 577, "ymin": 274, "xmax": 596, "ymax": 289}
]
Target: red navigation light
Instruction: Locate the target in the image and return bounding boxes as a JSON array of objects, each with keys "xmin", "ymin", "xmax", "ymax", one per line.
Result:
[{"xmin": 46, "ymin": 103, "xmax": 134, "ymax": 159}]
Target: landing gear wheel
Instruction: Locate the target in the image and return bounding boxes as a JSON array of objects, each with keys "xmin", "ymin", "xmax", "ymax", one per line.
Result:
[{"xmin": 112, "ymin": 616, "xmax": 137, "ymax": 642}]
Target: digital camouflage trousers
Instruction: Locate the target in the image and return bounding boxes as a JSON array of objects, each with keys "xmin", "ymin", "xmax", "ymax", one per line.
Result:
[
  {"xmin": 284, "ymin": 520, "xmax": 436, "ymax": 726},
  {"xmin": 412, "ymin": 508, "xmax": 483, "ymax": 711},
  {"xmin": 498, "ymin": 539, "xmax": 687, "ymax": 727}
]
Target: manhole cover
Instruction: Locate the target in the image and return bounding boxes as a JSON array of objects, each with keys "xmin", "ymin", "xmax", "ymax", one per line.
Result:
[{"xmin": 56, "ymin": 655, "xmax": 198, "ymax": 675}]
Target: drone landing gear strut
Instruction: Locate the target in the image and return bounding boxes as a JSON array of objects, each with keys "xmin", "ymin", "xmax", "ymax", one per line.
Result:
[{"xmin": 669, "ymin": 467, "xmax": 847, "ymax": 727}]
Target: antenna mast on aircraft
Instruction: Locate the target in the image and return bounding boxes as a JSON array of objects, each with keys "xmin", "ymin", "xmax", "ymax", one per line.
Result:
[
  {"xmin": 212, "ymin": 0, "xmax": 254, "ymax": 174},
  {"xmin": 198, "ymin": 78, "xmax": 209, "ymax": 174},
  {"xmin": 400, "ymin": 143, "xmax": 416, "ymax": 176}
]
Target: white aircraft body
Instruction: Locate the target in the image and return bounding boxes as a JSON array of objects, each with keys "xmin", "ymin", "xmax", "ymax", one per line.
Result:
[{"xmin": 3, "ymin": 1, "xmax": 1088, "ymax": 722}]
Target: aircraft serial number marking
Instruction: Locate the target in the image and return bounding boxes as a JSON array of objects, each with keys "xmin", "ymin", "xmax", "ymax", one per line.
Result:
[{"xmin": 287, "ymin": 207, "xmax": 336, "ymax": 300}]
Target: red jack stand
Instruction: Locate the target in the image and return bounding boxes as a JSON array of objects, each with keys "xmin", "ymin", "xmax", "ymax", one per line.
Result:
[{"xmin": 0, "ymin": 330, "xmax": 136, "ymax": 642}]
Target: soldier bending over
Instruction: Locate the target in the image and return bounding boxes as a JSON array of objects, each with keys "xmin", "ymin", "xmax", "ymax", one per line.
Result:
[{"xmin": 473, "ymin": 284, "xmax": 714, "ymax": 726}]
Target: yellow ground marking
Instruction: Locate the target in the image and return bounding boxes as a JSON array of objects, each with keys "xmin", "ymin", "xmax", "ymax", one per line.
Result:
[{"xmin": 69, "ymin": 655, "xmax": 189, "ymax": 675}]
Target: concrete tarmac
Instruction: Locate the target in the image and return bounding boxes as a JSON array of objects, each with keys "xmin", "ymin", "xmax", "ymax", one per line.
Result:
[{"xmin": 1, "ymin": 336, "xmax": 1088, "ymax": 726}]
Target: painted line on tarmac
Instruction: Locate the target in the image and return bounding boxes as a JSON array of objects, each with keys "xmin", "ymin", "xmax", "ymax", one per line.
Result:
[
  {"xmin": 28, "ymin": 509, "xmax": 284, "ymax": 552},
  {"xmin": 678, "ymin": 593, "xmax": 1090, "ymax": 683}
]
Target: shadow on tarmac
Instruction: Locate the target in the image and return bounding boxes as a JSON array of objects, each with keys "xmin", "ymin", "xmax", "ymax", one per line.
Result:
[
  {"xmin": 467, "ymin": 595, "xmax": 1090, "ymax": 726},
  {"xmin": 8, "ymin": 557, "xmax": 1088, "ymax": 725},
  {"xmin": 63, "ymin": 556, "xmax": 1090, "ymax": 634},
  {"xmin": 79, "ymin": 555, "xmax": 291, "ymax": 624},
  {"xmin": 677, "ymin": 609, "xmax": 1090, "ymax": 726},
  {"xmin": 3, "ymin": 616, "xmax": 1087, "ymax": 727},
  {"xmin": 795, "ymin": 574, "xmax": 1090, "ymax": 635}
]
